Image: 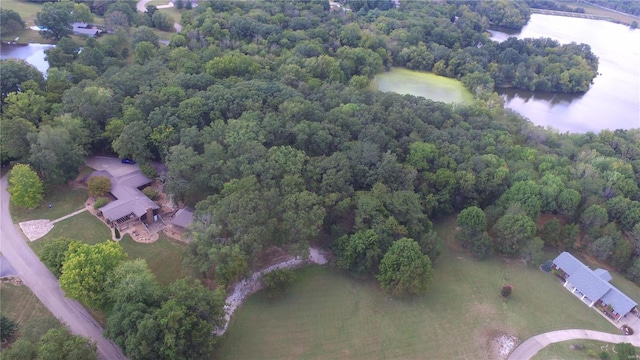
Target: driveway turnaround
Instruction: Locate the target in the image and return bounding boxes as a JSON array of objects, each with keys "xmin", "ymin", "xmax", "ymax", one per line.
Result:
[
  {"xmin": 0, "ymin": 174, "xmax": 127, "ymax": 360},
  {"xmin": 508, "ymin": 328, "xmax": 640, "ymax": 360}
]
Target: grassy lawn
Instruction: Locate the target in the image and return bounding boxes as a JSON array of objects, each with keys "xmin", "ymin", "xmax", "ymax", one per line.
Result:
[
  {"xmin": 532, "ymin": 340, "xmax": 639, "ymax": 360},
  {"xmin": 214, "ymin": 217, "xmax": 627, "ymax": 360},
  {"xmin": 0, "ymin": 0, "xmax": 43, "ymax": 26},
  {"xmin": 10, "ymin": 187, "xmax": 88, "ymax": 223},
  {"xmin": 30, "ymin": 211, "xmax": 112, "ymax": 255},
  {"xmin": 0, "ymin": 282, "xmax": 57, "ymax": 325},
  {"xmin": 531, "ymin": 0, "xmax": 639, "ymax": 25},
  {"xmin": 119, "ymin": 234, "xmax": 195, "ymax": 285}
]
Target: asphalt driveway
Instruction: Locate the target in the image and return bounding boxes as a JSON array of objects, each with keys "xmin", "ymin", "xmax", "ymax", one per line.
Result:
[{"xmin": 86, "ymin": 156, "xmax": 140, "ymax": 177}]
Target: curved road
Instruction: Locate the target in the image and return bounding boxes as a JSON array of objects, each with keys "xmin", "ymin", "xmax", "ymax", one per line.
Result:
[
  {"xmin": 0, "ymin": 174, "xmax": 127, "ymax": 360},
  {"xmin": 508, "ymin": 328, "xmax": 640, "ymax": 359}
]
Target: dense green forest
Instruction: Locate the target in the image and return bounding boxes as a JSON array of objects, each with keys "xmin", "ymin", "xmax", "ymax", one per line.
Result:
[{"xmin": 1, "ymin": 0, "xmax": 639, "ymax": 359}]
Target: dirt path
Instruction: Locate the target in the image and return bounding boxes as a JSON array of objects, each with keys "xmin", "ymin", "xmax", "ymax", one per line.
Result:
[
  {"xmin": 214, "ymin": 247, "xmax": 328, "ymax": 335},
  {"xmin": 0, "ymin": 174, "xmax": 127, "ymax": 360}
]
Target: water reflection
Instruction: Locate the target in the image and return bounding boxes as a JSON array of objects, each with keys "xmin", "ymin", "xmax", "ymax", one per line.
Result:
[
  {"xmin": 490, "ymin": 14, "xmax": 640, "ymax": 132},
  {"xmin": 498, "ymin": 87, "xmax": 585, "ymax": 107},
  {"xmin": 0, "ymin": 43, "xmax": 54, "ymax": 74}
]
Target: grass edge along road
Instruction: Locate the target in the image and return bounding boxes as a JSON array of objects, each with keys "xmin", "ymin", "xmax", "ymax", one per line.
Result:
[
  {"xmin": 532, "ymin": 339, "xmax": 640, "ymax": 360},
  {"xmin": 214, "ymin": 218, "xmax": 634, "ymax": 360}
]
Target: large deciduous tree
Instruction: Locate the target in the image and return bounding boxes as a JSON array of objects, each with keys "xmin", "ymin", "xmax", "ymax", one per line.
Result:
[
  {"xmin": 336, "ymin": 229, "xmax": 381, "ymax": 275},
  {"xmin": 8, "ymin": 164, "xmax": 43, "ymax": 209},
  {"xmin": 492, "ymin": 213, "xmax": 537, "ymax": 256},
  {"xmin": 456, "ymin": 206, "xmax": 492, "ymax": 259},
  {"xmin": 86, "ymin": 175, "xmax": 111, "ymax": 197},
  {"xmin": 35, "ymin": 1, "xmax": 74, "ymax": 40},
  {"xmin": 28, "ymin": 125, "xmax": 86, "ymax": 186},
  {"xmin": 377, "ymin": 238, "xmax": 432, "ymax": 297},
  {"xmin": 41, "ymin": 238, "xmax": 81, "ymax": 278},
  {"xmin": 37, "ymin": 327, "xmax": 97, "ymax": 360},
  {"xmin": 0, "ymin": 9, "xmax": 26, "ymax": 36},
  {"xmin": 105, "ymin": 259, "xmax": 160, "ymax": 306},
  {"xmin": 59, "ymin": 241, "xmax": 126, "ymax": 309},
  {"xmin": 0, "ymin": 60, "xmax": 44, "ymax": 102}
]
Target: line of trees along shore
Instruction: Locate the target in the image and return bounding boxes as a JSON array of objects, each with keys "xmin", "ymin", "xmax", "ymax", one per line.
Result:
[{"xmin": 1, "ymin": 1, "xmax": 639, "ymax": 359}]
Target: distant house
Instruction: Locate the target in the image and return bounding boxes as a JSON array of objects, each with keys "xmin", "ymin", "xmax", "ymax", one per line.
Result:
[
  {"xmin": 170, "ymin": 207, "xmax": 194, "ymax": 233},
  {"xmin": 88, "ymin": 170, "xmax": 159, "ymax": 227},
  {"xmin": 552, "ymin": 252, "xmax": 637, "ymax": 321}
]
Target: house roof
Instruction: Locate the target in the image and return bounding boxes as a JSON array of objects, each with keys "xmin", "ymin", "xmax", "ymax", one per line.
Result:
[
  {"xmin": 553, "ymin": 252, "xmax": 638, "ymax": 316},
  {"xmin": 171, "ymin": 208, "xmax": 194, "ymax": 228},
  {"xmin": 91, "ymin": 170, "xmax": 159, "ymax": 221},
  {"xmin": 566, "ymin": 266, "xmax": 610, "ymax": 302},
  {"xmin": 594, "ymin": 268, "xmax": 612, "ymax": 282}
]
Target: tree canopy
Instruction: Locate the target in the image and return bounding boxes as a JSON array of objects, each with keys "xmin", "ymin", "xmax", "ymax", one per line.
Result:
[
  {"xmin": 377, "ymin": 238, "xmax": 433, "ymax": 297},
  {"xmin": 8, "ymin": 164, "xmax": 43, "ymax": 209}
]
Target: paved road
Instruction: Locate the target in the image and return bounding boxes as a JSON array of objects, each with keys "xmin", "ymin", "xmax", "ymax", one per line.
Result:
[
  {"xmin": 508, "ymin": 328, "xmax": 640, "ymax": 359},
  {"xmin": 0, "ymin": 174, "xmax": 127, "ymax": 360}
]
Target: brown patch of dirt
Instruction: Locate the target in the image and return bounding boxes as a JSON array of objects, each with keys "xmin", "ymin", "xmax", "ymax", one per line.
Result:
[
  {"xmin": 536, "ymin": 213, "xmax": 567, "ymax": 229},
  {"xmin": 484, "ymin": 329, "xmax": 518, "ymax": 360},
  {"xmin": 254, "ymin": 247, "xmax": 290, "ymax": 270}
]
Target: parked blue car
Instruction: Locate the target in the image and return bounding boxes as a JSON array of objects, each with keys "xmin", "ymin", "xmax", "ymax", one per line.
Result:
[{"xmin": 121, "ymin": 158, "xmax": 136, "ymax": 164}]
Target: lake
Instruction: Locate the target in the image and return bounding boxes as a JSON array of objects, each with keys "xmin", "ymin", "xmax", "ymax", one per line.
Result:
[
  {"xmin": 372, "ymin": 67, "xmax": 474, "ymax": 104},
  {"xmin": 491, "ymin": 14, "xmax": 640, "ymax": 133},
  {"xmin": 0, "ymin": 43, "xmax": 53, "ymax": 74}
]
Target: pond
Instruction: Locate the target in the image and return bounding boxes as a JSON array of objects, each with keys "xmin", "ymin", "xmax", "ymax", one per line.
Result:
[
  {"xmin": 0, "ymin": 43, "xmax": 53, "ymax": 74},
  {"xmin": 491, "ymin": 14, "xmax": 640, "ymax": 132},
  {"xmin": 372, "ymin": 67, "xmax": 474, "ymax": 104}
]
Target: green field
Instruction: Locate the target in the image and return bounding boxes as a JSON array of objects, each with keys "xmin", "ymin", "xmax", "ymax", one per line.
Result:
[
  {"xmin": 0, "ymin": 282, "xmax": 56, "ymax": 326},
  {"xmin": 214, "ymin": 218, "xmax": 635, "ymax": 360},
  {"xmin": 120, "ymin": 234, "xmax": 194, "ymax": 285},
  {"xmin": 372, "ymin": 67, "xmax": 474, "ymax": 104},
  {"xmin": 532, "ymin": 340, "xmax": 639, "ymax": 360},
  {"xmin": 10, "ymin": 187, "xmax": 88, "ymax": 223},
  {"xmin": 30, "ymin": 211, "xmax": 112, "ymax": 251}
]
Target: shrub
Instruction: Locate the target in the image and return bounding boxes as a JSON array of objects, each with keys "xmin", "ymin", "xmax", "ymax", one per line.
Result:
[
  {"xmin": 263, "ymin": 268, "xmax": 295, "ymax": 297},
  {"xmin": 94, "ymin": 197, "xmax": 109, "ymax": 209},
  {"xmin": 87, "ymin": 175, "xmax": 111, "ymax": 197},
  {"xmin": 140, "ymin": 163, "xmax": 157, "ymax": 178},
  {"xmin": 501, "ymin": 284, "xmax": 513, "ymax": 298},
  {"xmin": 599, "ymin": 351, "xmax": 610, "ymax": 359},
  {"xmin": 142, "ymin": 187, "xmax": 158, "ymax": 200},
  {"xmin": 114, "ymin": 228, "xmax": 120, "ymax": 239},
  {"xmin": 0, "ymin": 314, "xmax": 18, "ymax": 342}
]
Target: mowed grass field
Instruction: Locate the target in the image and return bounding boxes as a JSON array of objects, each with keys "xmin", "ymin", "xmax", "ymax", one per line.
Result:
[
  {"xmin": 10, "ymin": 187, "xmax": 87, "ymax": 223},
  {"xmin": 0, "ymin": 282, "xmax": 56, "ymax": 325},
  {"xmin": 120, "ymin": 234, "xmax": 195, "ymax": 285},
  {"xmin": 214, "ymin": 218, "xmax": 635, "ymax": 360}
]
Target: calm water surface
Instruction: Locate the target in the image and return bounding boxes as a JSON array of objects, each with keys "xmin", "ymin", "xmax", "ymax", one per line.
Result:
[
  {"xmin": 491, "ymin": 14, "xmax": 640, "ymax": 132},
  {"xmin": 0, "ymin": 44, "xmax": 53, "ymax": 74}
]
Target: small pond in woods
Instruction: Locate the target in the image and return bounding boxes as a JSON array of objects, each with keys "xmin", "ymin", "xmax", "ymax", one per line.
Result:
[{"xmin": 372, "ymin": 67, "xmax": 474, "ymax": 104}]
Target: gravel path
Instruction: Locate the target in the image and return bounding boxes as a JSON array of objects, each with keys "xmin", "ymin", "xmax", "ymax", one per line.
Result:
[
  {"xmin": 214, "ymin": 248, "xmax": 328, "ymax": 336},
  {"xmin": 19, "ymin": 219, "xmax": 54, "ymax": 241},
  {"xmin": 0, "ymin": 174, "xmax": 128, "ymax": 360}
]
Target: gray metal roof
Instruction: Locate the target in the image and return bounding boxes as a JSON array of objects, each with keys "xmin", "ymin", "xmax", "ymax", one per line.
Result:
[
  {"xmin": 90, "ymin": 170, "xmax": 159, "ymax": 221},
  {"xmin": 553, "ymin": 252, "xmax": 638, "ymax": 316},
  {"xmin": 171, "ymin": 208, "xmax": 194, "ymax": 228},
  {"xmin": 566, "ymin": 266, "xmax": 609, "ymax": 302},
  {"xmin": 594, "ymin": 268, "xmax": 613, "ymax": 282}
]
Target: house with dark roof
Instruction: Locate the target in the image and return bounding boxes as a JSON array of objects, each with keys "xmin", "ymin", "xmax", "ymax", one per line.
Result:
[
  {"xmin": 552, "ymin": 252, "xmax": 637, "ymax": 321},
  {"xmin": 88, "ymin": 170, "xmax": 159, "ymax": 227}
]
